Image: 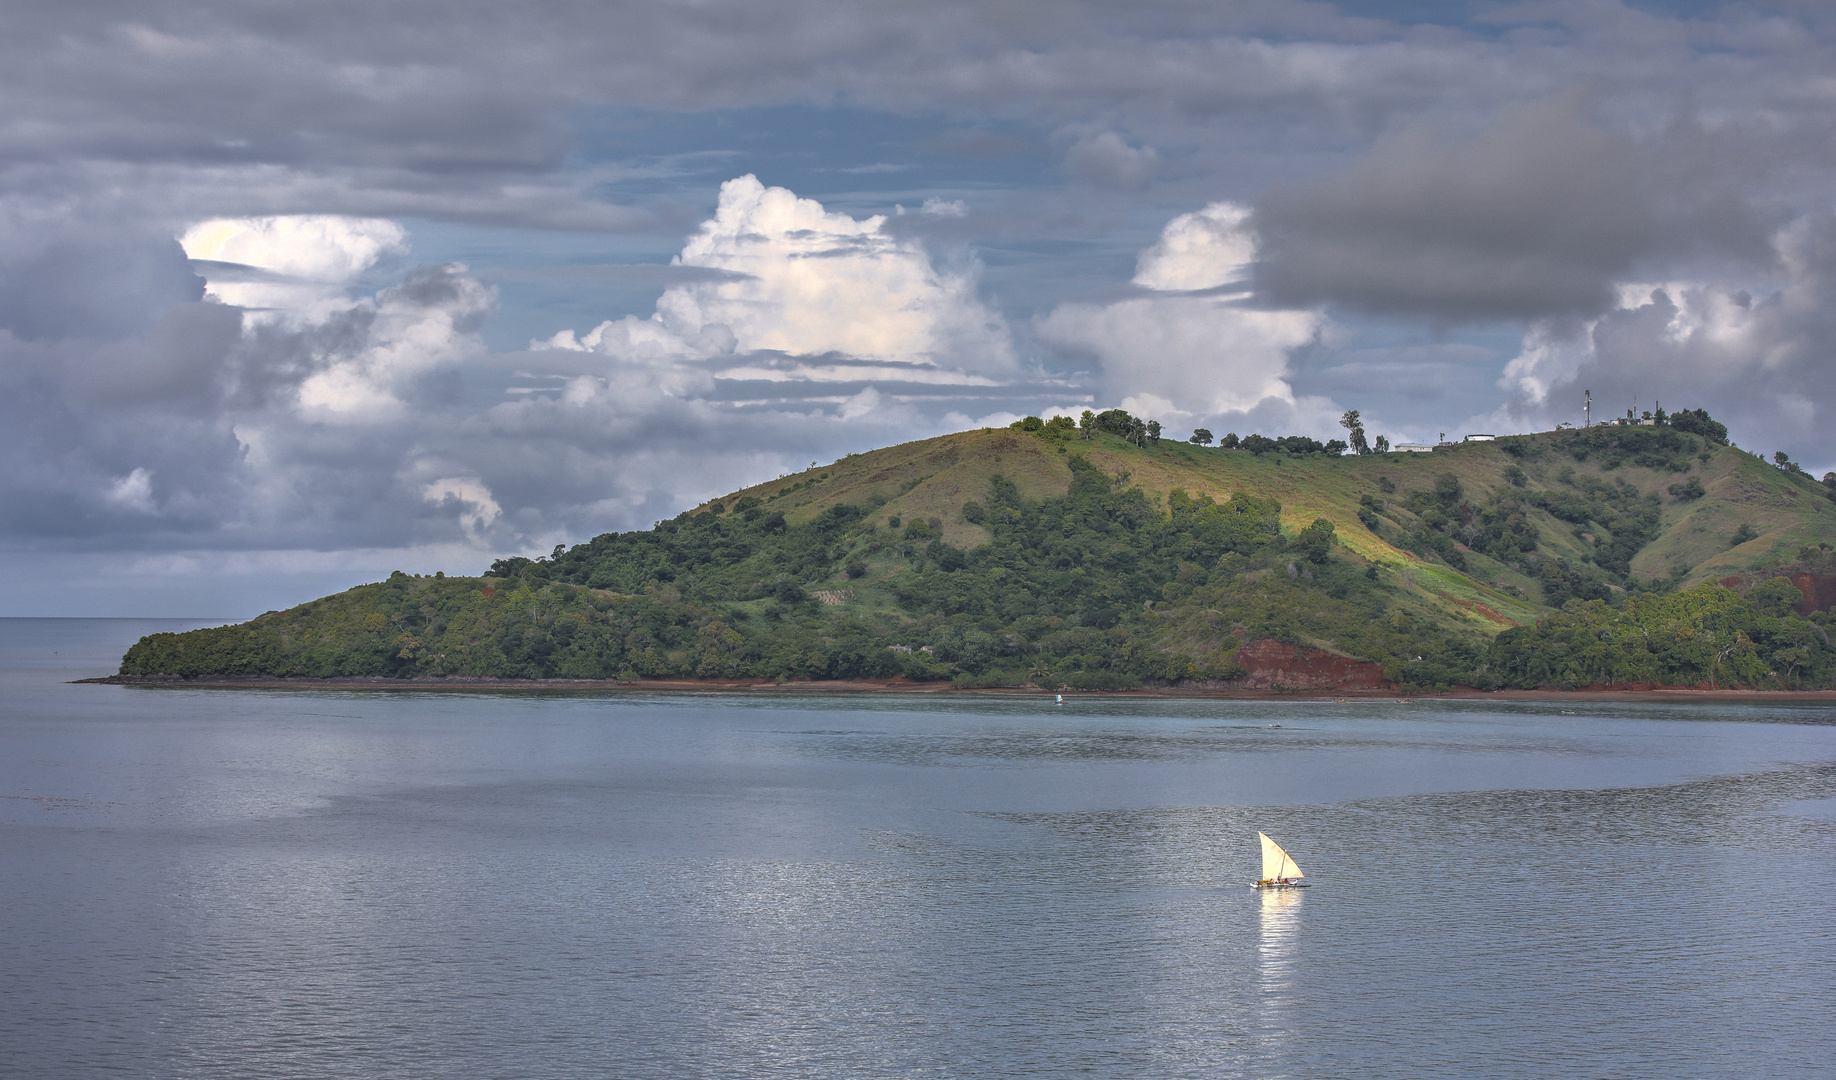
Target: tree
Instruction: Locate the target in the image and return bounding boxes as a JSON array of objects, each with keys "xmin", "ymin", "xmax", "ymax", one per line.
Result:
[
  {"xmin": 1189, "ymin": 428, "xmax": 1214, "ymax": 446},
  {"xmin": 1086, "ymin": 407, "xmax": 1130, "ymax": 437},
  {"xmin": 1146, "ymin": 420, "xmax": 1161, "ymax": 445},
  {"xmin": 1750, "ymin": 576, "xmax": 1804, "ymax": 618},
  {"xmin": 1339, "ymin": 409, "xmax": 1371, "ymax": 455},
  {"xmin": 1220, "ymin": 432, "xmax": 1240, "ymax": 449},
  {"xmin": 1373, "ymin": 435, "xmax": 1390, "ymax": 453},
  {"xmin": 1079, "ymin": 409, "xmax": 1096, "ymax": 439},
  {"xmin": 1774, "ymin": 450, "xmax": 1803, "ymax": 474},
  {"xmin": 1290, "ymin": 518, "xmax": 1336, "ymax": 564},
  {"xmin": 1668, "ymin": 408, "xmax": 1728, "ymax": 444}
]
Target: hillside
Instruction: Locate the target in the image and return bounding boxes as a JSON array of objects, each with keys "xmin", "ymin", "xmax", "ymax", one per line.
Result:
[{"xmin": 119, "ymin": 417, "xmax": 1836, "ymax": 691}]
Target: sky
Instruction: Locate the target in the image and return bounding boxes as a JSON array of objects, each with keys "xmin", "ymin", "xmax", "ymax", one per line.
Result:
[{"xmin": 3, "ymin": 0, "xmax": 1834, "ymax": 616}]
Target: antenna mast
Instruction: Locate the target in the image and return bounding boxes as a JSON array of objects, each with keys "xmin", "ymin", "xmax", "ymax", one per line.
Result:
[{"xmin": 1584, "ymin": 389, "xmax": 1591, "ymax": 429}]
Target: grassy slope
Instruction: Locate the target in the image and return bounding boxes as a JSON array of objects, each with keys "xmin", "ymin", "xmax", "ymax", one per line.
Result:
[{"xmin": 1648, "ymin": 448, "xmax": 1836, "ymax": 578}]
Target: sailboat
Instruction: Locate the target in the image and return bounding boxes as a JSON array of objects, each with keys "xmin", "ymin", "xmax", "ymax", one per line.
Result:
[{"xmin": 1255, "ymin": 831, "xmax": 1308, "ymax": 888}]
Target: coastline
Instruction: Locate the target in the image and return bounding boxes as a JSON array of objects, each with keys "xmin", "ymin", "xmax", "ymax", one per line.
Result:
[{"xmin": 74, "ymin": 673, "xmax": 1836, "ymax": 703}]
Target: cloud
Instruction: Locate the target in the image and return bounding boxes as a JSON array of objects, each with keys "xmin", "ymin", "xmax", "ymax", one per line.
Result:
[
  {"xmin": 1039, "ymin": 201, "xmax": 1320, "ymax": 419},
  {"xmin": 1133, "ymin": 202, "xmax": 1256, "ymax": 292},
  {"xmin": 1064, "ymin": 131, "xmax": 1160, "ymax": 191},
  {"xmin": 541, "ymin": 174, "xmax": 1015, "ymax": 384},
  {"xmin": 1500, "ymin": 213, "xmax": 1836, "ymax": 472},
  {"xmin": 667, "ymin": 175, "xmax": 1012, "ymax": 370},
  {"xmin": 0, "ymin": 181, "xmax": 1041, "ymax": 586},
  {"xmin": 180, "ymin": 215, "xmax": 409, "ymax": 313},
  {"xmin": 1253, "ymin": 95, "xmax": 1781, "ymax": 322},
  {"xmin": 0, "ymin": 219, "xmax": 204, "ymax": 342},
  {"xmin": 105, "ymin": 468, "xmax": 157, "ymax": 514},
  {"xmin": 422, "ymin": 477, "xmax": 502, "ymax": 538},
  {"xmin": 3, "ymin": 2, "xmax": 1832, "ymax": 253},
  {"xmin": 9, "ymin": 1, "xmax": 1836, "ymax": 613},
  {"xmin": 0, "ymin": 211, "xmax": 501, "ymax": 555}
]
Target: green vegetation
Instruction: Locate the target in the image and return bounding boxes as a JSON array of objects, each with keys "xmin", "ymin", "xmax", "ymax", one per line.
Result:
[
  {"xmin": 1487, "ymin": 580, "xmax": 1833, "ymax": 690},
  {"xmin": 121, "ymin": 411, "xmax": 1836, "ymax": 690}
]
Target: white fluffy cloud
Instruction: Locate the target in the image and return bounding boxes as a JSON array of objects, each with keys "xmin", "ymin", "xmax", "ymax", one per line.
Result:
[
  {"xmin": 1133, "ymin": 203, "xmax": 1257, "ymax": 292},
  {"xmin": 540, "ymin": 175, "xmax": 1014, "ymax": 387},
  {"xmin": 180, "ymin": 216, "xmax": 409, "ymax": 315},
  {"xmin": 1038, "ymin": 201, "xmax": 1319, "ymax": 419}
]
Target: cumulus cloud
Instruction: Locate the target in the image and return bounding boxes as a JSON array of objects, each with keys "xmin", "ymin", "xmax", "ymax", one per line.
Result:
[
  {"xmin": 1500, "ymin": 213, "xmax": 1836, "ymax": 472},
  {"xmin": 538, "ymin": 174, "xmax": 1015, "ymax": 390},
  {"xmin": 1133, "ymin": 202, "xmax": 1256, "ymax": 292},
  {"xmin": 1039, "ymin": 201, "xmax": 1319, "ymax": 420},
  {"xmin": 180, "ymin": 215, "xmax": 409, "ymax": 314}
]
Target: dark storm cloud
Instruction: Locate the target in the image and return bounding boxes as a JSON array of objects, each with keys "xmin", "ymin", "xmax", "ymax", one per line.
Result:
[
  {"xmin": 1252, "ymin": 95, "xmax": 1783, "ymax": 321},
  {"xmin": 0, "ymin": 228, "xmax": 204, "ymax": 342}
]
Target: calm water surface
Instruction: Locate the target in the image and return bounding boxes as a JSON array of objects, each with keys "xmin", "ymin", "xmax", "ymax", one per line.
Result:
[{"xmin": 3, "ymin": 618, "xmax": 1834, "ymax": 1078}]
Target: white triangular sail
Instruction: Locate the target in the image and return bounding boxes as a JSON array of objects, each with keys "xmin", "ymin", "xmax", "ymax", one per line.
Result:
[{"xmin": 1259, "ymin": 832, "xmax": 1304, "ymax": 881}]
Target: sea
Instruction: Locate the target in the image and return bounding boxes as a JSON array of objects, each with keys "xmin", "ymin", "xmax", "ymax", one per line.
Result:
[{"xmin": 3, "ymin": 617, "xmax": 1834, "ymax": 1079}]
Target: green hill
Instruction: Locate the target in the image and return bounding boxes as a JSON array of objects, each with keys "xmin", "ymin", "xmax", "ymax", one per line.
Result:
[{"xmin": 118, "ymin": 416, "xmax": 1836, "ymax": 691}]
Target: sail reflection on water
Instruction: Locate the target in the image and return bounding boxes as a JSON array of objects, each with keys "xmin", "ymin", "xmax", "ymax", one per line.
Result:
[
  {"xmin": 1257, "ymin": 885, "xmax": 1304, "ymax": 984},
  {"xmin": 1252, "ymin": 879, "xmax": 1304, "ymax": 1058}
]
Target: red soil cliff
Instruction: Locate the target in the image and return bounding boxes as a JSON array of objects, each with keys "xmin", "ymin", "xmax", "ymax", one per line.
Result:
[{"xmin": 1231, "ymin": 639, "xmax": 1390, "ymax": 690}]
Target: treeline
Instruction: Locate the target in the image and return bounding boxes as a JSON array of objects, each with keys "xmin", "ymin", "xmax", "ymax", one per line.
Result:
[{"xmin": 1009, "ymin": 410, "xmax": 1348, "ymax": 456}]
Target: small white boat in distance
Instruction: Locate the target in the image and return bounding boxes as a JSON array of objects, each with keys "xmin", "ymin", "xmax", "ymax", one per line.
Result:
[{"xmin": 1255, "ymin": 832, "xmax": 1308, "ymax": 888}]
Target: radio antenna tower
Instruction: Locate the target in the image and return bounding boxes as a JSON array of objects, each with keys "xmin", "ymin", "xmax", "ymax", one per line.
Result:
[{"xmin": 1584, "ymin": 389, "xmax": 1591, "ymax": 428}]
